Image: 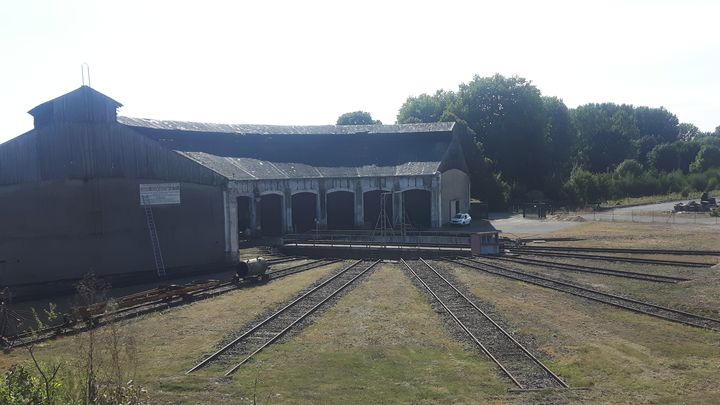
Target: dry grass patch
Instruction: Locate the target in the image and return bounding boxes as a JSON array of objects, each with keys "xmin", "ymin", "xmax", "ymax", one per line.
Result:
[
  {"xmin": 535, "ymin": 221, "xmax": 720, "ymax": 252},
  {"xmin": 1, "ymin": 261, "xmax": 345, "ymax": 403},
  {"xmin": 510, "ymin": 221, "xmax": 720, "ymax": 317},
  {"xmin": 448, "ymin": 263, "xmax": 720, "ymax": 404},
  {"xmin": 224, "ymin": 263, "xmax": 510, "ymax": 404},
  {"xmin": 506, "ymin": 258, "xmax": 720, "ymax": 318}
]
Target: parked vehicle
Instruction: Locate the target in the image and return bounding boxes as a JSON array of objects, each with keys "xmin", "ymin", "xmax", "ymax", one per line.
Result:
[
  {"xmin": 700, "ymin": 192, "xmax": 717, "ymax": 206},
  {"xmin": 451, "ymin": 213, "xmax": 472, "ymax": 225},
  {"xmin": 673, "ymin": 198, "xmax": 717, "ymax": 213}
]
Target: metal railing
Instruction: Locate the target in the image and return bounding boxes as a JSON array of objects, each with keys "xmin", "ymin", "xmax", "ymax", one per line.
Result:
[{"xmin": 565, "ymin": 210, "xmax": 720, "ymax": 225}]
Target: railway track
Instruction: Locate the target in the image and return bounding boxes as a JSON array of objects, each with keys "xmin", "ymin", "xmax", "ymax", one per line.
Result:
[
  {"xmin": 491, "ymin": 255, "xmax": 689, "ymax": 283},
  {"xmin": 5, "ymin": 280, "xmax": 240, "ymax": 347},
  {"xmin": 188, "ymin": 259, "xmax": 381, "ymax": 376},
  {"xmin": 401, "ymin": 259, "xmax": 568, "ymax": 390},
  {"xmin": 4, "ymin": 261, "xmax": 341, "ymax": 348},
  {"xmin": 449, "ymin": 258, "xmax": 720, "ymax": 331},
  {"xmin": 267, "ymin": 259, "xmax": 344, "ymax": 279},
  {"xmin": 265, "ymin": 256, "xmax": 307, "ymax": 265},
  {"xmin": 509, "ymin": 249, "xmax": 714, "ymax": 268},
  {"xmin": 510, "ymin": 245, "xmax": 720, "ymax": 256}
]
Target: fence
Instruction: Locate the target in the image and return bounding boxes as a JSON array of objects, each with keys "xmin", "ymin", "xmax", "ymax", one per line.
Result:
[{"xmin": 569, "ymin": 210, "xmax": 720, "ymax": 225}]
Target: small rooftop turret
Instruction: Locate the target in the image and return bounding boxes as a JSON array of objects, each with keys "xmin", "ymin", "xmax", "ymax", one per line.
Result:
[{"xmin": 28, "ymin": 86, "xmax": 122, "ymax": 129}]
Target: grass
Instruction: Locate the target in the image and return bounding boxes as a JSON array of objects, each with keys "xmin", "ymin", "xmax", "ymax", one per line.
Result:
[
  {"xmin": 534, "ymin": 220, "xmax": 720, "ymax": 251},
  {"xmin": 2, "ymin": 262, "xmax": 511, "ymax": 404},
  {"xmin": 217, "ymin": 263, "xmax": 509, "ymax": 404},
  {"xmin": 512, "ymin": 221, "xmax": 720, "ymax": 318},
  {"xmin": 3, "ymin": 221, "xmax": 719, "ymax": 403},
  {"xmin": 0, "ymin": 261, "xmax": 345, "ymax": 403},
  {"xmin": 601, "ymin": 188, "xmax": 720, "ymax": 208},
  {"xmin": 449, "ymin": 263, "xmax": 720, "ymax": 404}
]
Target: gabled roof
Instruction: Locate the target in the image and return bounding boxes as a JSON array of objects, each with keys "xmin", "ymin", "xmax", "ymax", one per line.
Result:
[
  {"xmin": 28, "ymin": 86, "xmax": 122, "ymax": 116},
  {"xmin": 120, "ymin": 117, "xmax": 458, "ymax": 180}
]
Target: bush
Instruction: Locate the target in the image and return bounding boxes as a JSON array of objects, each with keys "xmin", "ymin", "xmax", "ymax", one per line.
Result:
[
  {"xmin": 0, "ymin": 365, "xmax": 44, "ymax": 405},
  {"xmin": 614, "ymin": 159, "xmax": 643, "ymax": 177},
  {"xmin": 690, "ymin": 145, "xmax": 720, "ymax": 173},
  {"xmin": 1, "ymin": 277, "xmax": 148, "ymax": 405},
  {"xmin": 562, "ymin": 167, "xmax": 720, "ymax": 203}
]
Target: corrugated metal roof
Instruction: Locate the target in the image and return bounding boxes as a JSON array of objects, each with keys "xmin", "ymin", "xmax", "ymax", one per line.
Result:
[
  {"xmin": 118, "ymin": 117, "xmax": 454, "ymax": 135},
  {"xmin": 177, "ymin": 152, "xmax": 441, "ymax": 180},
  {"xmin": 120, "ymin": 117, "xmax": 456, "ymax": 181}
]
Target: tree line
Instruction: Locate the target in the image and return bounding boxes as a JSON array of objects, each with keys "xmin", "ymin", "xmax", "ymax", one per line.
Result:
[{"xmin": 341, "ymin": 74, "xmax": 720, "ymax": 208}]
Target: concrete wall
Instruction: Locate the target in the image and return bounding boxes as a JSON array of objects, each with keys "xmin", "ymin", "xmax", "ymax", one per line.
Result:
[
  {"xmin": 440, "ymin": 169, "xmax": 470, "ymax": 224},
  {"xmin": 0, "ymin": 178, "xmax": 226, "ymax": 286},
  {"xmin": 224, "ymin": 174, "xmax": 443, "ymax": 251}
]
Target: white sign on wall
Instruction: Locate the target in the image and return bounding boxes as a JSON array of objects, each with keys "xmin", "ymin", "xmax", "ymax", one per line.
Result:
[{"xmin": 140, "ymin": 183, "xmax": 181, "ymax": 206}]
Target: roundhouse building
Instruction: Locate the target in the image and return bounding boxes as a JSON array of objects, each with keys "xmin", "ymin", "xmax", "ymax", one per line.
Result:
[{"xmin": 0, "ymin": 87, "xmax": 470, "ymax": 288}]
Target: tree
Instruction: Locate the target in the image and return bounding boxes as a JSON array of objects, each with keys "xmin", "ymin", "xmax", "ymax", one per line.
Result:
[
  {"xmin": 633, "ymin": 106, "xmax": 679, "ymax": 143},
  {"xmin": 397, "ymin": 90, "xmax": 456, "ymax": 124},
  {"xmin": 392, "ymin": 72, "xmax": 710, "ymax": 204},
  {"xmin": 571, "ymin": 103, "xmax": 638, "ymax": 172},
  {"xmin": 543, "ymin": 96, "xmax": 576, "ymax": 178},
  {"xmin": 336, "ymin": 111, "xmax": 381, "ymax": 125},
  {"xmin": 635, "ymin": 135, "xmax": 658, "ymax": 164},
  {"xmin": 647, "ymin": 141, "xmax": 702, "ymax": 173},
  {"xmin": 452, "ymin": 74, "xmax": 549, "ymax": 190},
  {"xmin": 690, "ymin": 145, "xmax": 720, "ymax": 173},
  {"xmin": 678, "ymin": 122, "xmax": 701, "ymax": 141}
]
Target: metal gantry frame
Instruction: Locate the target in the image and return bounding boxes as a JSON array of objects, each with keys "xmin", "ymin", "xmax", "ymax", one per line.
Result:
[{"xmin": 372, "ymin": 191, "xmax": 415, "ymax": 238}]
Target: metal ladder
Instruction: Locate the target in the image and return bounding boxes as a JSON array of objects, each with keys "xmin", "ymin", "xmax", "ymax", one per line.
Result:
[{"xmin": 143, "ymin": 198, "xmax": 166, "ymax": 277}]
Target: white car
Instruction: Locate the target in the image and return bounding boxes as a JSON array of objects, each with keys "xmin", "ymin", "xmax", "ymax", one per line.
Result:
[{"xmin": 451, "ymin": 213, "xmax": 472, "ymax": 225}]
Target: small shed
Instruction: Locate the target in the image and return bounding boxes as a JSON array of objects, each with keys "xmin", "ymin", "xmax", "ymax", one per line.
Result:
[
  {"xmin": 470, "ymin": 231, "xmax": 500, "ymax": 255},
  {"xmin": 522, "ymin": 202, "xmax": 549, "ymax": 219}
]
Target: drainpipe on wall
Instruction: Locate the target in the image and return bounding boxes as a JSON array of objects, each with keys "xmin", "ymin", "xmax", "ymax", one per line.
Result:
[
  {"xmin": 223, "ymin": 190, "xmax": 231, "ymax": 253},
  {"xmin": 435, "ymin": 171, "xmax": 442, "ymax": 228}
]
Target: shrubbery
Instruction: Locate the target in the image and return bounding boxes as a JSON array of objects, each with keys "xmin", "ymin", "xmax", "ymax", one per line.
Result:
[
  {"xmin": 563, "ymin": 167, "xmax": 720, "ymax": 204},
  {"xmin": 0, "ymin": 276, "xmax": 148, "ymax": 405}
]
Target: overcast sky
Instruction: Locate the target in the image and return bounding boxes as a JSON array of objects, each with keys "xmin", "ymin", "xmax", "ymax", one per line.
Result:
[{"xmin": 1, "ymin": 0, "xmax": 719, "ymax": 143}]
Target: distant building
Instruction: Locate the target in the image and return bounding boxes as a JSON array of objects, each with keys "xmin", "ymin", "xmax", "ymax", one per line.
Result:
[{"xmin": 0, "ymin": 87, "xmax": 470, "ymax": 288}]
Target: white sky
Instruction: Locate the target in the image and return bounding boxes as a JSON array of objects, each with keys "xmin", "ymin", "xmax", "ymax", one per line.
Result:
[{"xmin": 1, "ymin": 0, "xmax": 719, "ymax": 143}]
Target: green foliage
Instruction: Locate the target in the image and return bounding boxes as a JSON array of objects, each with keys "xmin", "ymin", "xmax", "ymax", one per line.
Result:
[
  {"xmin": 615, "ymin": 159, "xmax": 643, "ymax": 177},
  {"xmin": 1, "ymin": 279, "xmax": 148, "ymax": 405},
  {"xmin": 563, "ymin": 167, "xmax": 720, "ymax": 205},
  {"xmin": 393, "ymin": 72, "xmax": 717, "ymax": 206},
  {"xmin": 633, "ymin": 106, "xmax": 679, "ymax": 143},
  {"xmin": 635, "ymin": 135, "xmax": 658, "ymax": 164},
  {"xmin": 0, "ymin": 365, "xmax": 45, "ymax": 405},
  {"xmin": 0, "ymin": 362, "xmax": 147, "ymax": 405},
  {"xmin": 454, "ymin": 74, "xmax": 549, "ymax": 189},
  {"xmin": 570, "ymin": 103, "xmax": 682, "ymax": 172},
  {"xmin": 678, "ymin": 122, "xmax": 701, "ymax": 141},
  {"xmin": 336, "ymin": 111, "xmax": 381, "ymax": 125},
  {"xmin": 543, "ymin": 96, "xmax": 575, "ymax": 178},
  {"xmin": 689, "ymin": 145, "xmax": 720, "ymax": 173},
  {"xmin": 647, "ymin": 141, "xmax": 702, "ymax": 173},
  {"xmin": 396, "ymin": 90, "xmax": 456, "ymax": 124},
  {"xmin": 564, "ymin": 168, "xmax": 611, "ymax": 203},
  {"xmin": 449, "ymin": 118, "xmax": 509, "ymax": 209}
]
